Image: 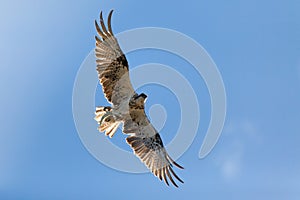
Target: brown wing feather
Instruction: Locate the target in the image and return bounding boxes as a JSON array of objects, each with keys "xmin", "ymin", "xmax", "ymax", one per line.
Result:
[
  {"xmin": 95, "ymin": 10, "xmax": 135, "ymax": 106},
  {"xmin": 124, "ymin": 109, "xmax": 184, "ymax": 187}
]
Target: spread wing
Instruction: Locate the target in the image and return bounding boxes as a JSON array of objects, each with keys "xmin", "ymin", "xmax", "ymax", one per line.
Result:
[
  {"xmin": 94, "ymin": 10, "xmax": 136, "ymax": 106},
  {"xmin": 124, "ymin": 108, "xmax": 184, "ymax": 187}
]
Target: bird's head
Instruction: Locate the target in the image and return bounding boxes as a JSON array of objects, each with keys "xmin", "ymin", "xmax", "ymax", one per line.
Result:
[
  {"xmin": 137, "ymin": 93, "xmax": 147, "ymax": 101},
  {"xmin": 130, "ymin": 93, "xmax": 147, "ymax": 109}
]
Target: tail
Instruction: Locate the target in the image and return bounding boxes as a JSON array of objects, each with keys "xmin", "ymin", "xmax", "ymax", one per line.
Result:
[{"xmin": 94, "ymin": 106, "xmax": 121, "ymax": 138}]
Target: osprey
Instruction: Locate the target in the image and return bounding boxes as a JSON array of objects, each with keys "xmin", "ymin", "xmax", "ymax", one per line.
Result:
[{"xmin": 94, "ymin": 10, "xmax": 184, "ymax": 187}]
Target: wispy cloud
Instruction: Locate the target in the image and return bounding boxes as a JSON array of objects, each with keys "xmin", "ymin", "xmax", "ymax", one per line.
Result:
[
  {"xmin": 224, "ymin": 119, "xmax": 262, "ymax": 144},
  {"xmin": 215, "ymin": 119, "xmax": 262, "ymax": 182},
  {"xmin": 215, "ymin": 141, "xmax": 243, "ymax": 182},
  {"xmin": 221, "ymin": 155, "xmax": 241, "ymax": 181}
]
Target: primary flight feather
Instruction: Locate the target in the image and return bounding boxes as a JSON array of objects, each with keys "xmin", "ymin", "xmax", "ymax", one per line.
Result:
[{"xmin": 94, "ymin": 10, "xmax": 184, "ymax": 187}]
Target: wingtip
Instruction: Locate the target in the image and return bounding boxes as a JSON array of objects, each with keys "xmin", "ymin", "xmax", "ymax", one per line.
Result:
[
  {"xmin": 165, "ymin": 167, "xmax": 178, "ymax": 187},
  {"xmin": 94, "ymin": 19, "xmax": 99, "ymax": 30},
  {"xmin": 167, "ymin": 154, "xmax": 184, "ymax": 169},
  {"xmin": 174, "ymin": 162, "xmax": 184, "ymax": 170},
  {"xmin": 100, "ymin": 11, "xmax": 103, "ymax": 20},
  {"xmin": 168, "ymin": 166, "xmax": 184, "ymax": 184},
  {"xmin": 107, "ymin": 9, "xmax": 114, "ymax": 36}
]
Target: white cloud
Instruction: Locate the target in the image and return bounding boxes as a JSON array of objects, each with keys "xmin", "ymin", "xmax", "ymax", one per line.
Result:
[
  {"xmin": 222, "ymin": 159, "xmax": 241, "ymax": 181},
  {"xmin": 215, "ymin": 119, "xmax": 262, "ymax": 182},
  {"xmin": 217, "ymin": 148, "xmax": 243, "ymax": 182},
  {"xmin": 223, "ymin": 119, "xmax": 262, "ymax": 144}
]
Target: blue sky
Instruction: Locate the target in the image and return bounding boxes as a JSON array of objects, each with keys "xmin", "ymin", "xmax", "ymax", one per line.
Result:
[{"xmin": 1, "ymin": 0, "xmax": 299, "ymax": 199}]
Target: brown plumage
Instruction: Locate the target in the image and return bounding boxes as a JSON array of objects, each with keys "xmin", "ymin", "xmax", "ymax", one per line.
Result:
[{"xmin": 94, "ymin": 10, "xmax": 184, "ymax": 187}]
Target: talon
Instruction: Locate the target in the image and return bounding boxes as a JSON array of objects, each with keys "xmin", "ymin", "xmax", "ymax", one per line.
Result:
[{"xmin": 104, "ymin": 106, "xmax": 110, "ymax": 111}]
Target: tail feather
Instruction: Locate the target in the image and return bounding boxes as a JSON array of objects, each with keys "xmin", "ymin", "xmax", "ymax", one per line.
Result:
[{"xmin": 94, "ymin": 106, "xmax": 121, "ymax": 138}]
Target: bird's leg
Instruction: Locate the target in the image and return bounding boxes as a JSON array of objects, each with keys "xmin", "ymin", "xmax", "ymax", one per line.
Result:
[{"xmin": 99, "ymin": 111, "xmax": 114, "ymax": 126}]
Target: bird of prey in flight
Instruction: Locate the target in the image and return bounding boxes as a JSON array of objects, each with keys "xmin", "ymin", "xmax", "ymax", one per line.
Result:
[{"xmin": 94, "ymin": 10, "xmax": 184, "ymax": 187}]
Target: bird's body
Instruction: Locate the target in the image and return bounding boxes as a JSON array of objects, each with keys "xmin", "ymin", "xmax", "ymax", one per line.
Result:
[{"xmin": 94, "ymin": 10, "xmax": 184, "ymax": 187}]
